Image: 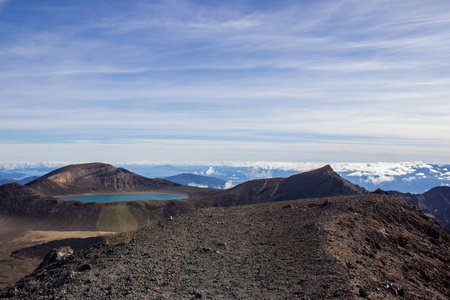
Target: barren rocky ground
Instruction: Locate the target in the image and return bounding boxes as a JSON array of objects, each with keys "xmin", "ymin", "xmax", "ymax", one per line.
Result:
[
  {"xmin": 2, "ymin": 193, "xmax": 448, "ymax": 299},
  {"xmin": 0, "ymin": 230, "xmax": 112, "ymax": 289}
]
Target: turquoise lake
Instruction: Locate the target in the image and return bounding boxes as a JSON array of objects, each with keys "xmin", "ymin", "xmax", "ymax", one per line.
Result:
[{"xmin": 60, "ymin": 193, "xmax": 188, "ymax": 202}]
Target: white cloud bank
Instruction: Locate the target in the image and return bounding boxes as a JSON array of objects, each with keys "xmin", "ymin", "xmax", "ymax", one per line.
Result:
[
  {"xmin": 224, "ymin": 181, "xmax": 235, "ymax": 189},
  {"xmin": 1, "ymin": 160, "xmax": 446, "ymax": 179},
  {"xmin": 187, "ymin": 182, "xmax": 208, "ymax": 188}
]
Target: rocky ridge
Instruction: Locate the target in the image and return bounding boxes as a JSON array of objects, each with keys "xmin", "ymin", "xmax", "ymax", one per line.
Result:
[
  {"xmin": 1, "ymin": 193, "xmax": 448, "ymax": 299},
  {"xmin": 392, "ymin": 186, "xmax": 450, "ymax": 229}
]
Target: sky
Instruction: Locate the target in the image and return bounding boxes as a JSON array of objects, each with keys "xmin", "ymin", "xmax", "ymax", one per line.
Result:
[{"xmin": 1, "ymin": 0, "xmax": 450, "ymax": 164}]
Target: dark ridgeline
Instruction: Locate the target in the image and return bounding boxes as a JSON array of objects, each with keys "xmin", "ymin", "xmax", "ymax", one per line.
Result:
[
  {"xmin": 0, "ymin": 176, "xmax": 38, "ymax": 185},
  {"xmin": 392, "ymin": 186, "xmax": 450, "ymax": 229}
]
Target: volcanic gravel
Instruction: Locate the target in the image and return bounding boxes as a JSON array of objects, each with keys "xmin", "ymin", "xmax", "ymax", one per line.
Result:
[{"xmin": 2, "ymin": 194, "xmax": 449, "ymax": 299}]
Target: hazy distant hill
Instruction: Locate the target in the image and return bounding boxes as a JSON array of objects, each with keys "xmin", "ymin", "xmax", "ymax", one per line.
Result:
[
  {"xmin": 164, "ymin": 173, "xmax": 227, "ymax": 188},
  {"xmin": 392, "ymin": 186, "xmax": 450, "ymax": 229},
  {"xmin": 0, "ymin": 171, "xmax": 26, "ymax": 179},
  {"xmin": 0, "ymin": 176, "xmax": 38, "ymax": 185}
]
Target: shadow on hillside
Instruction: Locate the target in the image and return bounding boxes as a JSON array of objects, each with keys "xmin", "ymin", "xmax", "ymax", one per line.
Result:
[{"xmin": 11, "ymin": 236, "xmax": 106, "ymax": 260}]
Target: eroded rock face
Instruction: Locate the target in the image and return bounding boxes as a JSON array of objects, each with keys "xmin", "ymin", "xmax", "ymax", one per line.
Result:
[{"xmin": 36, "ymin": 246, "xmax": 74, "ymax": 271}]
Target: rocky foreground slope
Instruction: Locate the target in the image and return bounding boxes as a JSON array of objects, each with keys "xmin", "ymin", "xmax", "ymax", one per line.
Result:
[{"xmin": 2, "ymin": 193, "xmax": 448, "ymax": 299}]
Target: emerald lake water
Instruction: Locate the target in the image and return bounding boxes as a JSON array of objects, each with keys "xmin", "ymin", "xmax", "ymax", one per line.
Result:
[{"xmin": 60, "ymin": 193, "xmax": 188, "ymax": 202}]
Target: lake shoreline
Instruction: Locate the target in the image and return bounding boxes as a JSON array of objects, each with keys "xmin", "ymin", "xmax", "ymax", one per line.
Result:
[
  {"xmin": 55, "ymin": 190, "xmax": 189, "ymax": 197},
  {"xmin": 58, "ymin": 192, "xmax": 189, "ymax": 202}
]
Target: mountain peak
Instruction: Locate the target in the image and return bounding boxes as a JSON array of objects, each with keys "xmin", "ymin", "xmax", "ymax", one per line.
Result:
[
  {"xmin": 271, "ymin": 165, "xmax": 365, "ymax": 201},
  {"xmin": 25, "ymin": 163, "xmax": 182, "ymax": 196},
  {"xmin": 324, "ymin": 164, "xmax": 334, "ymax": 171},
  {"xmin": 313, "ymin": 164, "xmax": 335, "ymax": 174}
]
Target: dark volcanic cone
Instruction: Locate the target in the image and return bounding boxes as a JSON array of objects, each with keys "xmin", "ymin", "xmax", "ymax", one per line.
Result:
[
  {"xmin": 271, "ymin": 164, "xmax": 366, "ymax": 201},
  {"xmin": 26, "ymin": 163, "xmax": 193, "ymax": 196},
  {"xmin": 200, "ymin": 165, "xmax": 366, "ymax": 207}
]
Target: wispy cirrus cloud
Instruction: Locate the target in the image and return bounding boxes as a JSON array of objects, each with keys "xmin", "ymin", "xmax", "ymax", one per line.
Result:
[{"xmin": 1, "ymin": 0, "xmax": 450, "ymax": 163}]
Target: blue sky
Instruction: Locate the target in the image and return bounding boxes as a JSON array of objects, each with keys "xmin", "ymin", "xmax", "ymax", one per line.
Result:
[{"xmin": 1, "ymin": 0, "xmax": 449, "ymax": 163}]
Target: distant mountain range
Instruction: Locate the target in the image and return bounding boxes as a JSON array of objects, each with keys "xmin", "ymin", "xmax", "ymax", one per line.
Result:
[
  {"xmin": 0, "ymin": 176, "xmax": 38, "ymax": 185},
  {"xmin": 118, "ymin": 161, "xmax": 450, "ymax": 194},
  {"xmin": 2, "ymin": 161, "xmax": 448, "ymax": 194},
  {"xmin": 0, "ymin": 163, "xmax": 450, "ymax": 228},
  {"xmin": 0, "ymin": 163, "xmax": 366, "ymax": 232},
  {"xmin": 1, "ymin": 162, "xmax": 449, "ymax": 229},
  {"xmin": 163, "ymin": 173, "xmax": 227, "ymax": 189}
]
